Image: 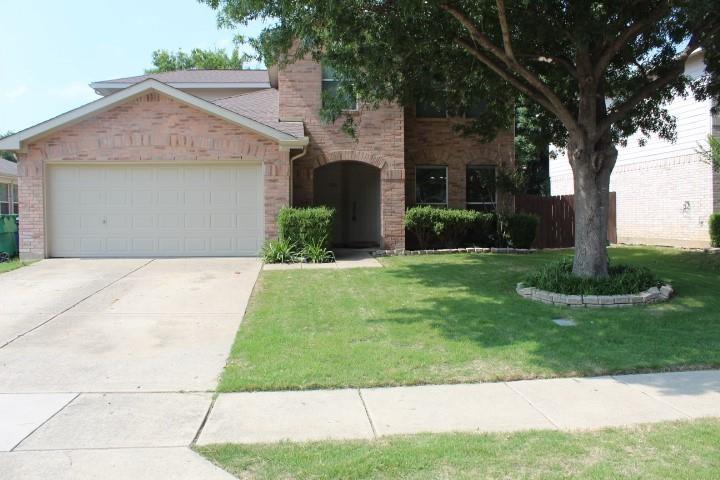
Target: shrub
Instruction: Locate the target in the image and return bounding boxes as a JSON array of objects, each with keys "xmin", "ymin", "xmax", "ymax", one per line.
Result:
[
  {"xmin": 467, "ymin": 212, "xmax": 498, "ymax": 247},
  {"xmin": 504, "ymin": 213, "xmax": 539, "ymax": 249},
  {"xmin": 710, "ymin": 213, "xmax": 720, "ymax": 248},
  {"xmin": 404, "ymin": 206, "xmax": 439, "ymax": 249},
  {"xmin": 302, "ymin": 236, "xmax": 335, "ymax": 263},
  {"xmin": 524, "ymin": 257, "xmax": 663, "ymax": 295},
  {"xmin": 405, "ymin": 206, "xmax": 482, "ymax": 249},
  {"xmin": 278, "ymin": 206, "xmax": 335, "ymax": 250},
  {"xmin": 261, "ymin": 238, "xmax": 298, "ymax": 264}
]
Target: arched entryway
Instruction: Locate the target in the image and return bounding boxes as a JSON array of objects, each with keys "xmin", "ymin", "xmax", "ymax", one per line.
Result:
[{"xmin": 314, "ymin": 161, "xmax": 381, "ymax": 248}]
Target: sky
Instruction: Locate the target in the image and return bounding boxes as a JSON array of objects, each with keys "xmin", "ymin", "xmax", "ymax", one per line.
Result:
[{"xmin": 0, "ymin": 0, "xmax": 266, "ymax": 134}]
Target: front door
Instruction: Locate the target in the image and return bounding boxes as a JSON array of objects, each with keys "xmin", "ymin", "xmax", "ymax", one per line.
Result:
[{"xmin": 314, "ymin": 161, "xmax": 381, "ymax": 247}]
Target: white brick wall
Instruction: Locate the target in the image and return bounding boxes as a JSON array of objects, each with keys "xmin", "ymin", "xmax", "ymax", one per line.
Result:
[{"xmin": 550, "ymin": 52, "xmax": 717, "ymax": 248}]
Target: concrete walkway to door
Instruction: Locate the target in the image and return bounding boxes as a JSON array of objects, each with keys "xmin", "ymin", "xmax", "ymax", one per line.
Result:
[{"xmin": 0, "ymin": 257, "xmax": 260, "ymax": 479}]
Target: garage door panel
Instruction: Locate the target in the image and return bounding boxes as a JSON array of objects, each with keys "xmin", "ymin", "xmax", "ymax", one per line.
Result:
[
  {"xmin": 106, "ymin": 191, "xmax": 129, "ymax": 206},
  {"xmin": 48, "ymin": 163, "xmax": 263, "ymax": 257},
  {"xmin": 106, "ymin": 238, "xmax": 130, "ymax": 252}
]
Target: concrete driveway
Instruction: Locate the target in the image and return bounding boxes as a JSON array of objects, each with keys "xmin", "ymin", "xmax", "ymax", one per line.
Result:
[{"xmin": 0, "ymin": 257, "xmax": 260, "ymax": 479}]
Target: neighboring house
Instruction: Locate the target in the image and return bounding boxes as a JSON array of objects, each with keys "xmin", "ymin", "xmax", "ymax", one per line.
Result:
[
  {"xmin": 0, "ymin": 158, "xmax": 19, "ymax": 215},
  {"xmin": 0, "ymin": 62, "xmax": 512, "ymax": 259},
  {"xmin": 550, "ymin": 50, "xmax": 720, "ymax": 248}
]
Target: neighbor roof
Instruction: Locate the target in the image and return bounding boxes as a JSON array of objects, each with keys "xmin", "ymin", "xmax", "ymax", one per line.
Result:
[
  {"xmin": 91, "ymin": 70, "xmax": 270, "ymax": 90},
  {"xmin": 0, "ymin": 79, "xmax": 308, "ymax": 151},
  {"xmin": 0, "ymin": 158, "xmax": 18, "ymax": 178},
  {"xmin": 213, "ymin": 89, "xmax": 304, "ymax": 138}
]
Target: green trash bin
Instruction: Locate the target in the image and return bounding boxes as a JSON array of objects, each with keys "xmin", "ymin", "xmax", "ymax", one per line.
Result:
[{"xmin": 0, "ymin": 215, "xmax": 19, "ymax": 258}]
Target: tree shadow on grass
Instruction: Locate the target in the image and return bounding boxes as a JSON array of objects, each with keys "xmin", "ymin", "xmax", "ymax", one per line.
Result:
[{"xmin": 371, "ymin": 250, "xmax": 720, "ymax": 394}]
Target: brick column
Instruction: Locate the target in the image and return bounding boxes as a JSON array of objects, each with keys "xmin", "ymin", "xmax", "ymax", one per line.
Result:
[
  {"xmin": 381, "ymin": 167, "xmax": 406, "ymax": 249},
  {"xmin": 264, "ymin": 149, "xmax": 291, "ymax": 240},
  {"xmin": 17, "ymin": 152, "xmax": 46, "ymax": 260}
]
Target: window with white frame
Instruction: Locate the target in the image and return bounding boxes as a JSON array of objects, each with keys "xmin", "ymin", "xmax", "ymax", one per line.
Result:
[
  {"xmin": 12, "ymin": 184, "xmax": 18, "ymax": 214},
  {"xmin": 0, "ymin": 183, "xmax": 10, "ymax": 214},
  {"xmin": 321, "ymin": 64, "xmax": 357, "ymax": 111},
  {"xmin": 466, "ymin": 166, "xmax": 496, "ymax": 211},
  {"xmin": 415, "ymin": 166, "xmax": 448, "ymax": 206}
]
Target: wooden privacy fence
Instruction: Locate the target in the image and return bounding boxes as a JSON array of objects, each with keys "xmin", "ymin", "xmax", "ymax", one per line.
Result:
[{"xmin": 514, "ymin": 193, "xmax": 617, "ymax": 249}]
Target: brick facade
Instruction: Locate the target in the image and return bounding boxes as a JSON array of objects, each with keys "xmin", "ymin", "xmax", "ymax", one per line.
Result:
[
  {"xmin": 278, "ymin": 56, "xmax": 407, "ymax": 249},
  {"xmin": 404, "ymin": 111, "xmax": 515, "ymax": 211},
  {"xmin": 17, "ymin": 92, "xmax": 288, "ymax": 259},
  {"xmin": 279, "ymin": 57, "xmax": 514, "ymax": 249}
]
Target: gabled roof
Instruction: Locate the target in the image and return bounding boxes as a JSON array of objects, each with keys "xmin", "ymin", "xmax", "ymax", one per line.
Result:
[
  {"xmin": 0, "ymin": 79, "xmax": 308, "ymax": 151},
  {"xmin": 0, "ymin": 158, "xmax": 18, "ymax": 178},
  {"xmin": 90, "ymin": 70, "xmax": 270, "ymax": 93},
  {"xmin": 213, "ymin": 89, "xmax": 304, "ymax": 138}
]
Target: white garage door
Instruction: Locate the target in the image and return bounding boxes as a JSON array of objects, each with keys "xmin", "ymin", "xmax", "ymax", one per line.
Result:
[{"xmin": 47, "ymin": 163, "xmax": 263, "ymax": 257}]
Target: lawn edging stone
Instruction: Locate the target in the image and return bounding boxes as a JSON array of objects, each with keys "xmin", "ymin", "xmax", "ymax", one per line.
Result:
[
  {"xmin": 373, "ymin": 247, "xmax": 536, "ymax": 257},
  {"xmin": 516, "ymin": 282, "xmax": 674, "ymax": 308}
]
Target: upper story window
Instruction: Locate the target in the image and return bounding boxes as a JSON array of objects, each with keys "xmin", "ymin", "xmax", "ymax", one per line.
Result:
[
  {"xmin": 466, "ymin": 166, "xmax": 496, "ymax": 211},
  {"xmin": 415, "ymin": 166, "xmax": 448, "ymax": 207},
  {"xmin": 415, "ymin": 98, "xmax": 487, "ymax": 119},
  {"xmin": 321, "ymin": 64, "xmax": 357, "ymax": 111}
]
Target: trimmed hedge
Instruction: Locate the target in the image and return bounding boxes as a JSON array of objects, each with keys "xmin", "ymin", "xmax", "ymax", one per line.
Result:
[
  {"xmin": 504, "ymin": 214, "xmax": 539, "ymax": 249},
  {"xmin": 710, "ymin": 213, "xmax": 720, "ymax": 248},
  {"xmin": 524, "ymin": 257, "xmax": 663, "ymax": 296},
  {"xmin": 405, "ymin": 206, "xmax": 496, "ymax": 250},
  {"xmin": 278, "ymin": 206, "xmax": 335, "ymax": 250},
  {"xmin": 467, "ymin": 212, "xmax": 498, "ymax": 247}
]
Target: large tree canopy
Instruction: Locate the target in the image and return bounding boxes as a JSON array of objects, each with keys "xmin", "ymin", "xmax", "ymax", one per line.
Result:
[
  {"xmin": 146, "ymin": 47, "xmax": 250, "ymax": 73},
  {"xmin": 202, "ymin": 0, "xmax": 719, "ymax": 278}
]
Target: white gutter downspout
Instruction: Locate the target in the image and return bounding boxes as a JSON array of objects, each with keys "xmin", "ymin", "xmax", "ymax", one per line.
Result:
[{"xmin": 289, "ymin": 144, "xmax": 308, "ymax": 206}]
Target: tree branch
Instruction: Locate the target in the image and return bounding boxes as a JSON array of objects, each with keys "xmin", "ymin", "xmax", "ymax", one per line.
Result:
[
  {"xmin": 455, "ymin": 37, "xmax": 557, "ymax": 115},
  {"xmin": 593, "ymin": 1, "xmax": 670, "ymax": 79},
  {"xmin": 598, "ymin": 39, "xmax": 699, "ymax": 136},
  {"xmin": 495, "ymin": 0, "xmax": 515, "ymax": 60},
  {"xmin": 441, "ymin": 2, "xmax": 580, "ymax": 134},
  {"xmin": 517, "ymin": 54, "xmax": 579, "ymax": 79}
]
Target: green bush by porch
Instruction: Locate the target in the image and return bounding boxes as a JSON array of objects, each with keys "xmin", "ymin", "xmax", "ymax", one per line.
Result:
[
  {"xmin": 219, "ymin": 246, "xmax": 720, "ymax": 392},
  {"xmin": 278, "ymin": 206, "xmax": 335, "ymax": 250}
]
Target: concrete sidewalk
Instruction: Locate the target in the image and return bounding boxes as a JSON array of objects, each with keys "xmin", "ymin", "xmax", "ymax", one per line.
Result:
[{"xmin": 197, "ymin": 369, "xmax": 720, "ymax": 445}]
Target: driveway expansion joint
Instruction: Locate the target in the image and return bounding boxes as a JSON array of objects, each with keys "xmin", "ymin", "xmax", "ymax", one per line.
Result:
[
  {"xmin": 10, "ymin": 393, "xmax": 80, "ymax": 452},
  {"xmin": 0, "ymin": 259, "xmax": 155, "ymax": 350},
  {"xmin": 192, "ymin": 395, "xmax": 218, "ymax": 446}
]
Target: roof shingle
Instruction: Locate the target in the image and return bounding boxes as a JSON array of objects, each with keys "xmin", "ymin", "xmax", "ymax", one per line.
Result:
[
  {"xmin": 0, "ymin": 158, "xmax": 18, "ymax": 177},
  {"xmin": 212, "ymin": 89, "xmax": 304, "ymax": 138},
  {"xmin": 93, "ymin": 70, "xmax": 270, "ymax": 85}
]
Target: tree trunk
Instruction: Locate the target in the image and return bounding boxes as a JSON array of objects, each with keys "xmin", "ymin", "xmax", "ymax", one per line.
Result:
[{"xmin": 568, "ymin": 138, "xmax": 617, "ymax": 278}]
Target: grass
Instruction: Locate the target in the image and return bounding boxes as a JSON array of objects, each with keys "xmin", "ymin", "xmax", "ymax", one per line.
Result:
[
  {"xmin": 197, "ymin": 419, "xmax": 720, "ymax": 479},
  {"xmin": 0, "ymin": 258, "xmax": 29, "ymax": 274},
  {"xmin": 219, "ymin": 246, "xmax": 720, "ymax": 392}
]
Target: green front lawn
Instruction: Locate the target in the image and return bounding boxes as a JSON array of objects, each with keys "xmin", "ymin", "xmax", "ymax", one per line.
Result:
[
  {"xmin": 198, "ymin": 419, "xmax": 720, "ymax": 480},
  {"xmin": 0, "ymin": 258, "xmax": 29, "ymax": 274},
  {"xmin": 219, "ymin": 246, "xmax": 720, "ymax": 392}
]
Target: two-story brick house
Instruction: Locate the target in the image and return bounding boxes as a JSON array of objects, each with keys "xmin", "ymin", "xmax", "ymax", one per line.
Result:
[{"xmin": 0, "ymin": 57, "xmax": 513, "ymax": 259}]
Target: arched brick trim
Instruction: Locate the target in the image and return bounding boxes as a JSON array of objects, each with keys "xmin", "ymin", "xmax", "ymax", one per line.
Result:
[{"xmin": 316, "ymin": 150, "xmax": 386, "ymax": 169}]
